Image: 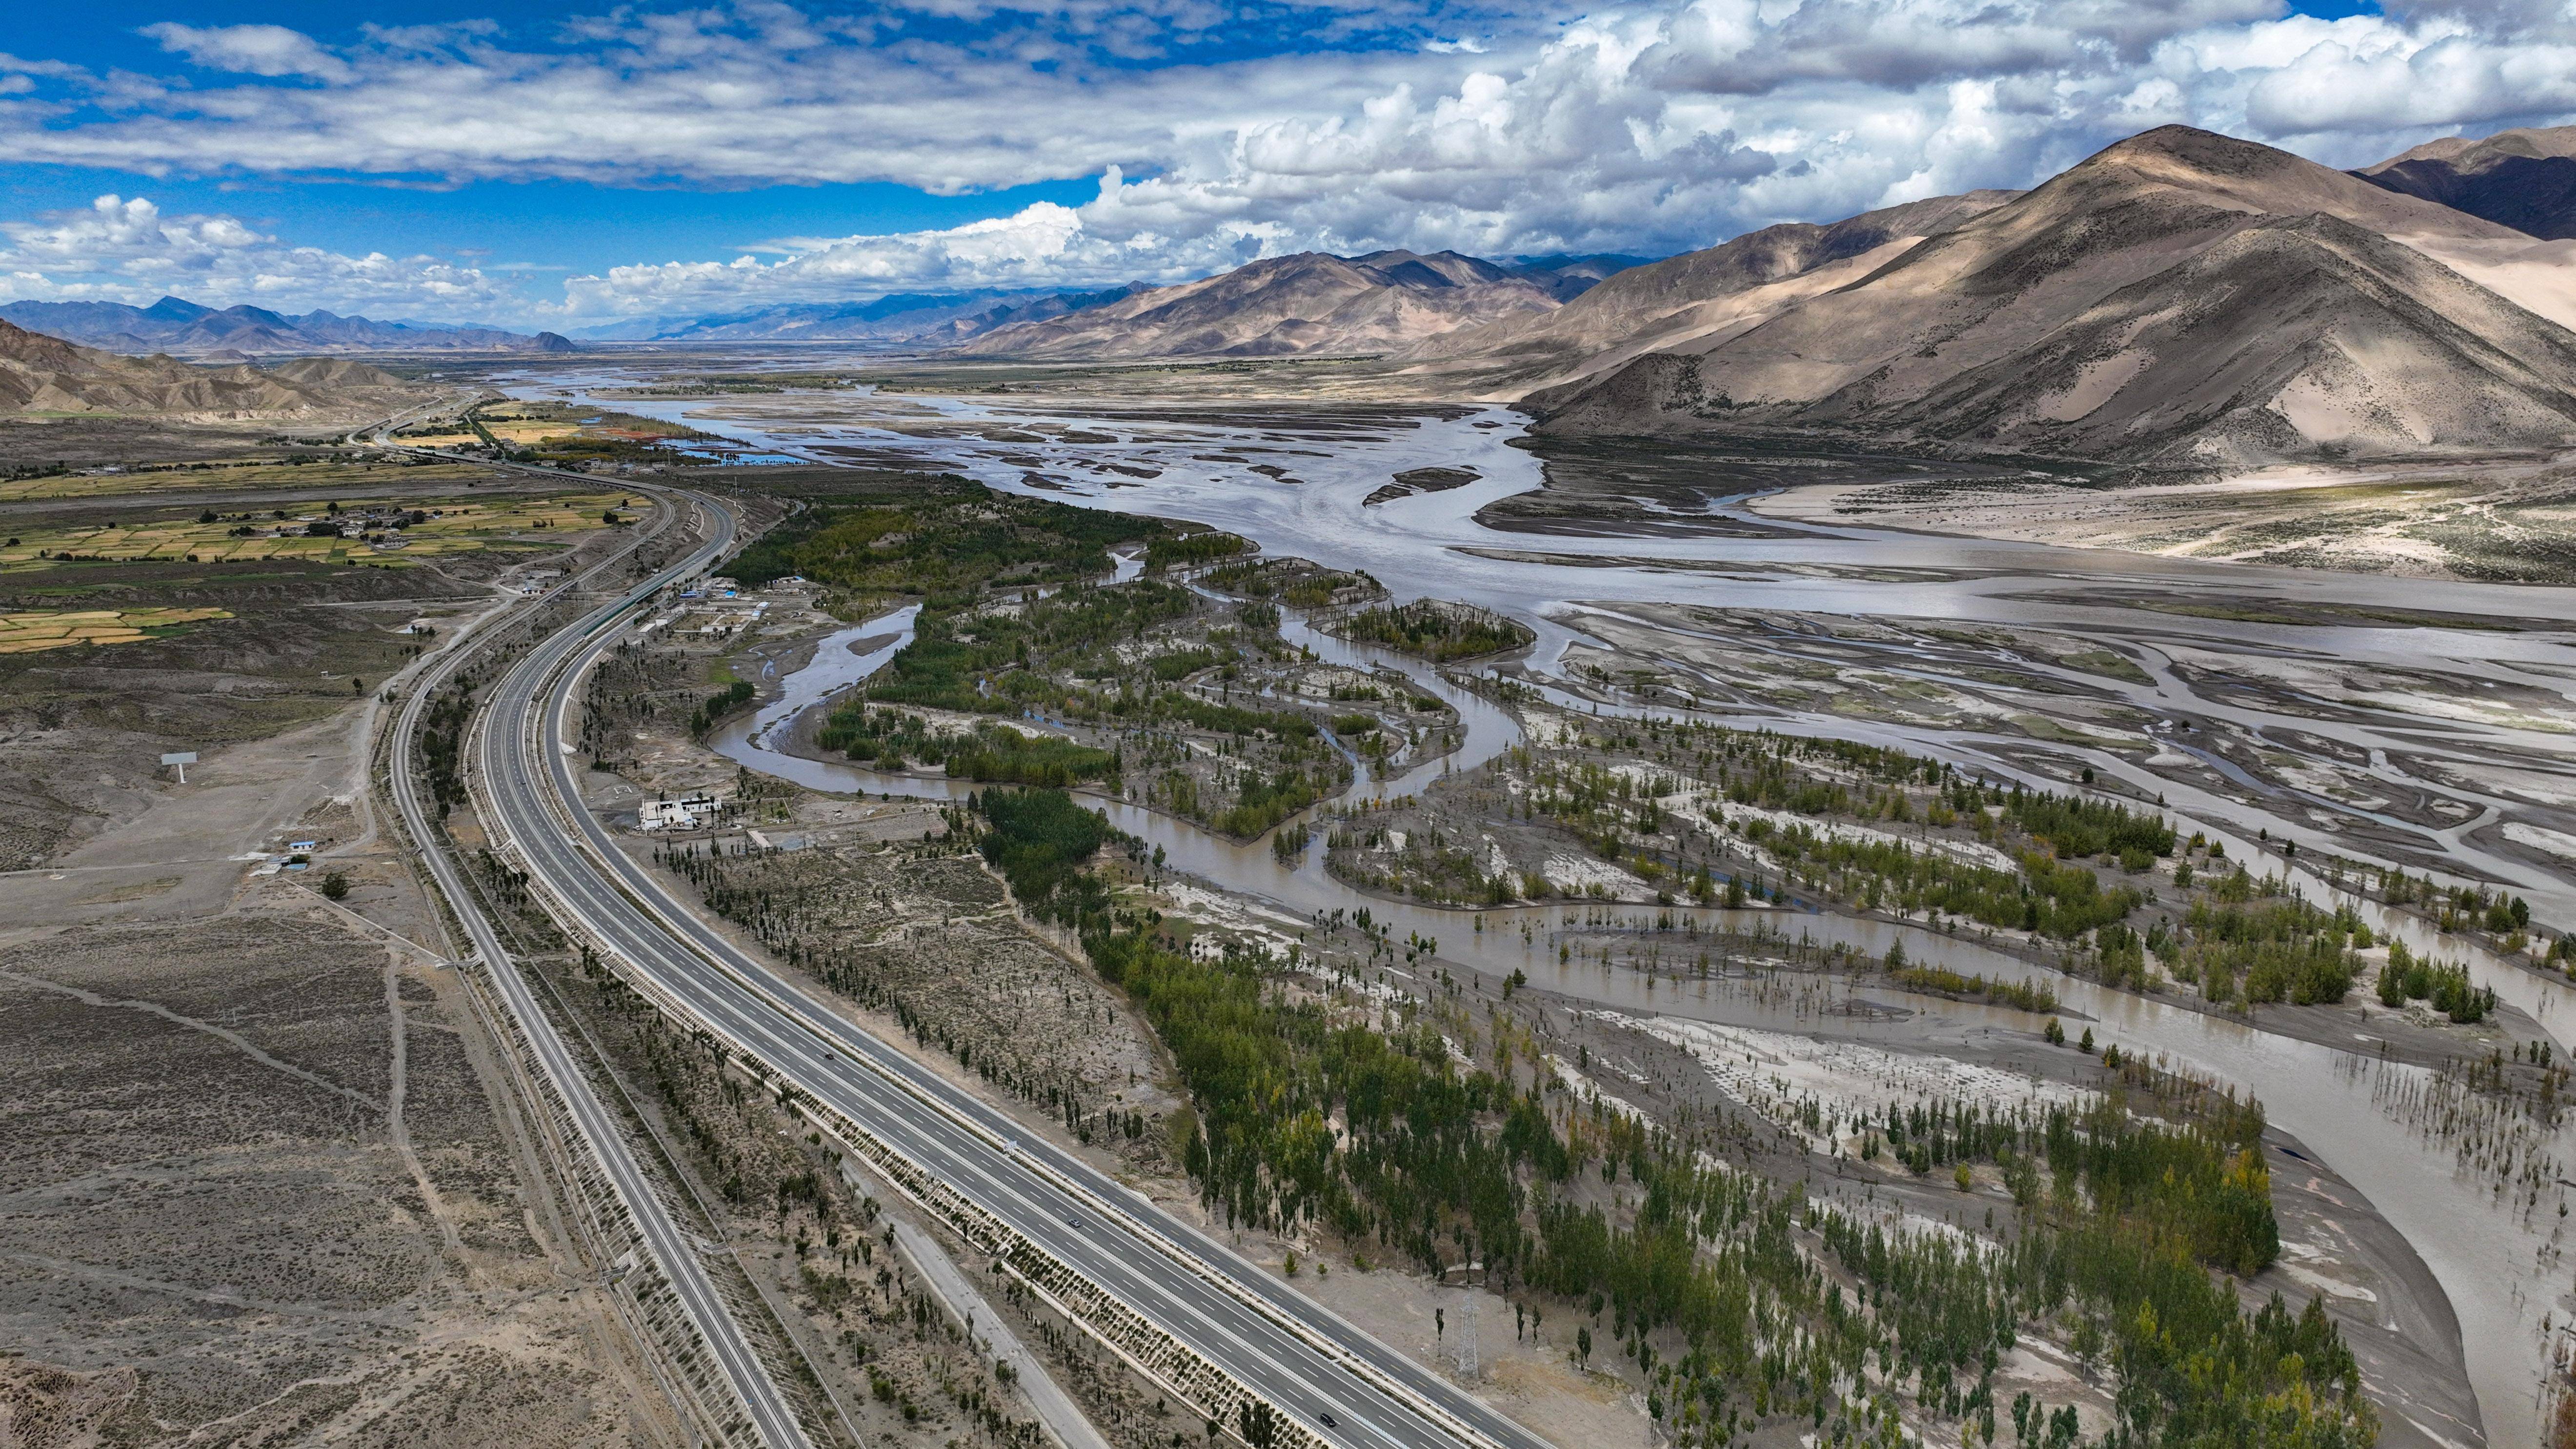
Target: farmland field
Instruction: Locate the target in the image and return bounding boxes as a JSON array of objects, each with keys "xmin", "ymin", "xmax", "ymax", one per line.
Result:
[{"xmin": 0, "ymin": 490, "xmax": 632, "ymax": 571}]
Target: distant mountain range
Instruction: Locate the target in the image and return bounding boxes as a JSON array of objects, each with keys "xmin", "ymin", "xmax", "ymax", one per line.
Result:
[
  {"xmin": 573, "ymin": 257, "xmax": 1648, "ymax": 352},
  {"xmin": 0, "ymin": 296, "xmax": 574, "ymax": 356},
  {"xmin": 36, "ymin": 116, "xmax": 2576, "ymax": 472},
  {"xmin": 575, "ymin": 286, "xmax": 1156, "ymax": 343},
  {"xmin": 0, "ymin": 319, "xmax": 420, "ymax": 420},
  {"xmin": 949, "ymin": 251, "xmax": 1645, "ymax": 361},
  {"xmin": 888, "ymin": 124, "xmax": 2576, "ymax": 471}
]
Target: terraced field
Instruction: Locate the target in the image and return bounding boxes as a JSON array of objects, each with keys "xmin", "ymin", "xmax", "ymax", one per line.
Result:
[{"xmin": 0, "ymin": 605, "xmax": 231, "ymax": 653}]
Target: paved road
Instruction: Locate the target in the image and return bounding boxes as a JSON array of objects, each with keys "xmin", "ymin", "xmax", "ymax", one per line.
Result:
[
  {"xmin": 474, "ymin": 490, "xmax": 1557, "ymax": 1449},
  {"xmin": 386, "ymin": 494, "xmax": 812, "ymax": 1449}
]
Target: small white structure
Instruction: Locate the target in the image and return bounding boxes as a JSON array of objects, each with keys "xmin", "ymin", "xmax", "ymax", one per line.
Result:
[{"xmin": 639, "ymin": 793, "xmax": 723, "ymax": 830}]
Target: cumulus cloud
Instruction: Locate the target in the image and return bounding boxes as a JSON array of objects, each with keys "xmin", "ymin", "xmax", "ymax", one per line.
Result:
[
  {"xmin": 558, "ymin": 179, "xmax": 1287, "ymax": 316},
  {"xmin": 140, "ymin": 23, "xmax": 355, "ymax": 81},
  {"xmin": 0, "ymin": 194, "xmax": 512, "ymax": 317},
  {"xmin": 10, "ymin": 0, "xmax": 2576, "ymax": 321}
]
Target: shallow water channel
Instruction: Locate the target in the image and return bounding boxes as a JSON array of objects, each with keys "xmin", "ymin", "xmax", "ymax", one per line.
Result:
[
  {"xmin": 557, "ymin": 380, "xmax": 2576, "ymax": 1444},
  {"xmin": 717, "ymin": 588, "xmax": 2541, "ymax": 1449}
]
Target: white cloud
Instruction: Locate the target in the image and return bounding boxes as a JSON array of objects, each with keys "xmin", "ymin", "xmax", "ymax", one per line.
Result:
[
  {"xmin": 4, "ymin": 0, "xmax": 2576, "ymax": 322},
  {"xmin": 0, "ymin": 194, "xmax": 511, "ymax": 317},
  {"xmin": 140, "ymin": 23, "xmax": 355, "ymax": 82},
  {"xmin": 557, "ymin": 181, "xmax": 1283, "ymax": 316}
]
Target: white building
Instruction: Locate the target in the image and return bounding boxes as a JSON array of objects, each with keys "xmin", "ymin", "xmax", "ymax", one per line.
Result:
[{"xmin": 639, "ymin": 793, "xmax": 723, "ymax": 830}]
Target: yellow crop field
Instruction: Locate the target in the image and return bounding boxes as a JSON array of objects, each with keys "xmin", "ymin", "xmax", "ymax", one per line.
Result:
[
  {"xmin": 0, "ymin": 606, "xmax": 233, "ymax": 654},
  {"xmin": 397, "ymin": 421, "xmax": 571, "ymax": 447},
  {"xmin": 0, "ymin": 492, "xmax": 632, "ymax": 572},
  {"xmin": 0, "ymin": 458, "xmax": 497, "ymax": 502}
]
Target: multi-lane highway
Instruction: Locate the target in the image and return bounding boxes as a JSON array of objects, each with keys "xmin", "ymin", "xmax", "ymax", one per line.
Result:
[
  {"xmin": 470, "ymin": 488, "xmax": 1557, "ymax": 1449},
  {"xmin": 385, "ymin": 493, "xmax": 813, "ymax": 1449}
]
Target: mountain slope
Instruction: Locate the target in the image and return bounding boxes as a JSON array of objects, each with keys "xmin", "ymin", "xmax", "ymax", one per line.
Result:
[
  {"xmin": 1877, "ymin": 212, "xmax": 2576, "ymax": 466},
  {"xmin": 1508, "ymin": 254, "xmax": 1656, "ymax": 300},
  {"xmin": 0, "ymin": 320, "xmax": 418, "ymax": 420},
  {"xmin": 949, "ymin": 251, "xmax": 1591, "ymax": 360},
  {"xmin": 2360, "ymin": 126, "xmax": 2576, "ymax": 239},
  {"xmin": 1398, "ymin": 193, "xmax": 2016, "ymax": 392},
  {"xmin": 1533, "ymin": 126, "xmax": 2576, "ymax": 468},
  {"xmin": 0, "ymin": 297, "xmax": 573, "ymax": 356}
]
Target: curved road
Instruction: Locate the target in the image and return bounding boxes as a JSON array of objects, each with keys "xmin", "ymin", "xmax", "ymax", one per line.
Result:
[
  {"xmin": 475, "ymin": 490, "xmax": 1556, "ymax": 1449},
  {"xmin": 386, "ymin": 491, "xmax": 812, "ymax": 1449}
]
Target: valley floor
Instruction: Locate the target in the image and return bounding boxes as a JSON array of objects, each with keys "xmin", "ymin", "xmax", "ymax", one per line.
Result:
[{"xmin": 1749, "ymin": 455, "xmax": 2576, "ymax": 585}]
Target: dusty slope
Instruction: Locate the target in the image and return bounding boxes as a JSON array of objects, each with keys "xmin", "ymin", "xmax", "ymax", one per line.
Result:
[
  {"xmin": 262, "ymin": 356, "xmax": 407, "ymax": 389},
  {"xmin": 0, "ymin": 320, "xmax": 421, "ymax": 421},
  {"xmin": 1534, "ymin": 126, "xmax": 2576, "ymax": 468},
  {"xmin": 2361, "ymin": 126, "xmax": 2576, "ymax": 239},
  {"xmin": 1879, "ymin": 212, "xmax": 2576, "ymax": 467},
  {"xmin": 2356, "ymin": 129, "xmax": 2576, "ymax": 334},
  {"xmin": 950, "ymin": 250, "xmax": 1566, "ymax": 359},
  {"xmin": 1397, "ymin": 192, "xmax": 2016, "ymax": 393}
]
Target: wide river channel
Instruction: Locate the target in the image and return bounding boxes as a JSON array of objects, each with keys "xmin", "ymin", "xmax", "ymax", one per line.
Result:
[{"xmin": 521, "ymin": 375, "xmax": 2576, "ymax": 1446}]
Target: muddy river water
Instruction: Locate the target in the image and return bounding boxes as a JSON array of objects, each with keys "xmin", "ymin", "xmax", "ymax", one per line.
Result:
[{"xmin": 526, "ymin": 377, "xmax": 2576, "ymax": 1445}]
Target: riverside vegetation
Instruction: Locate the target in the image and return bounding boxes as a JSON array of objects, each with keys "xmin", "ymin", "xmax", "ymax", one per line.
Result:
[
  {"xmin": 737, "ymin": 479, "xmax": 1380, "ymax": 837},
  {"xmin": 967, "ymin": 786, "xmax": 2376, "ymax": 1449},
  {"xmin": 1329, "ymin": 715, "xmax": 2387, "ymax": 1019},
  {"xmin": 679, "ymin": 477, "xmax": 2402, "ymax": 1446}
]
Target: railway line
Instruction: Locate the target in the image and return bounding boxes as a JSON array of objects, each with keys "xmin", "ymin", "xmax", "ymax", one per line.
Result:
[{"xmin": 384, "ymin": 488, "xmax": 813, "ymax": 1449}]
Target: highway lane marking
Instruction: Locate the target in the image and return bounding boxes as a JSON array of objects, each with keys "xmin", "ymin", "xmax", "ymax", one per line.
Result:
[
  {"xmin": 517, "ymin": 765, "xmax": 1447, "ymax": 1446},
  {"xmin": 399, "ymin": 494, "xmax": 810, "ymax": 1449},
  {"xmin": 492, "ymin": 491, "xmax": 1544, "ymax": 1449}
]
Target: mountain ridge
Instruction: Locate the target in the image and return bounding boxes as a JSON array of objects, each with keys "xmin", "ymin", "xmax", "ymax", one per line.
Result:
[
  {"xmin": 624, "ymin": 285, "xmax": 1154, "ymax": 344},
  {"xmin": 0, "ymin": 297, "xmax": 575, "ymax": 356},
  {"xmin": 1393, "ymin": 193, "xmax": 2019, "ymax": 394},
  {"xmin": 2360, "ymin": 125, "xmax": 2576, "ymax": 240},
  {"xmin": 0, "ymin": 319, "xmax": 423, "ymax": 419},
  {"xmin": 1526, "ymin": 125, "xmax": 2576, "ymax": 469},
  {"xmin": 948, "ymin": 250, "xmax": 1634, "ymax": 361}
]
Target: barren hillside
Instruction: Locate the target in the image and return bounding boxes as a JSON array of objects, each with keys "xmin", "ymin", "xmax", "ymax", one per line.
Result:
[
  {"xmin": 951, "ymin": 250, "xmax": 1576, "ymax": 360},
  {"xmin": 1397, "ymin": 192, "xmax": 2016, "ymax": 393},
  {"xmin": 1532, "ymin": 126, "xmax": 2576, "ymax": 469},
  {"xmin": 0, "ymin": 321, "xmax": 422, "ymax": 422}
]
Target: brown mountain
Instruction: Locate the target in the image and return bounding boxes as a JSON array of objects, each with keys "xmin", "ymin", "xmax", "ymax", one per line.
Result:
[
  {"xmin": 261, "ymin": 356, "xmax": 408, "ymax": 389},
  {"xmin": 1397, "ymin": 192, "xmax": 2017, "ymax": 394},
  {"xmin": 950, "ymin": 251, "xmax": 1585, "ymax": 360},
  {"xmin": 0, "ymin": 320, "xmax": 419, "ymax": 420},
  {"xmin": 1531, "ymin": 126, "xmax": 2576, "ymax": 469},
  {"xmin": 2360, "ymin": 126, "xmax": 2576, "ymax": 240}
]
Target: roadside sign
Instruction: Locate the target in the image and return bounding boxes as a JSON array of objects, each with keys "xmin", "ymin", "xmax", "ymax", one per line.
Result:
[{"xmin": 160, "ymin": 751, "xmax": 197, "ymax": 783}]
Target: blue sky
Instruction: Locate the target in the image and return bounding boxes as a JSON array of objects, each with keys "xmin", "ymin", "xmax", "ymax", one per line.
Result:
[{"xmin": 8, "ymin": 0, "xmax": 2565, "ymax": 329}]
